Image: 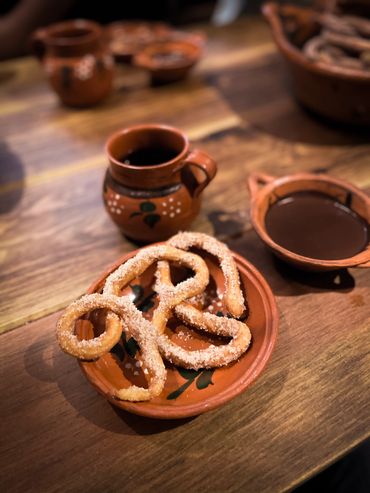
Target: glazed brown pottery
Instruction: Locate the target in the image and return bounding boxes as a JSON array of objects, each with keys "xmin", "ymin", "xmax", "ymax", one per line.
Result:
[
  {"xmin": 262, "ymin": 2, "xmax": 370, "ymax": 124},
  {"xmin": 77, "ymin": 246, "xmax": 279, "ymax": 419},
  {"xmin": 104, "ymin": 124, "xmax": 217, "ymax": 243},
  {"xmin": 247, "ymin": 172, "xmax": 370, "ymax": 271},
  {"xmin": 133, "ymin": 40, "xmax": 203, "ymax": 84},
  {"xmin": 31, "ymin": 20, "xmax": 114, "ymax": 107},
  {"xmin": 105, "ymin": 21, "xmax": 171, "ymax": 63}
]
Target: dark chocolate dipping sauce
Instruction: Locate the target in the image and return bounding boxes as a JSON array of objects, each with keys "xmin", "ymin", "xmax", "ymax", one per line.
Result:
[{"xmin": 265, "ymin": 191, "xmax": 369, "ymax": 260}]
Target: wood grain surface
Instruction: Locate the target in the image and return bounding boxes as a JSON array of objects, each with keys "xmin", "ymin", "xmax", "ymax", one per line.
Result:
[{"xmin": 0, "ymin": 15, "xmax": 369, "ymax": 493}]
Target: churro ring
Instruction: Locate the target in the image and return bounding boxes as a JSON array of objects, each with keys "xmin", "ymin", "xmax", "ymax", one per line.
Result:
[
  {"xmin": 56, "ymin": 294, "xmax": 124, "ymax": 360},
  {"xmin": 102, "ymin": 244, "xmax": 210, "ymax": 398},
  {"xmin": 56, "ymin": 293, "xmax": 166, "ymax": 401},
  {"xmin": 103, "ymin": 244, "xmax": 210, "ymax": 333},
  {"xmin": 166, "ymin": 231, "xmax": 246, "ymax": 318},
  {"xmin": 155, "ymin": 258, "xmax": 251, "ymax": 369}
]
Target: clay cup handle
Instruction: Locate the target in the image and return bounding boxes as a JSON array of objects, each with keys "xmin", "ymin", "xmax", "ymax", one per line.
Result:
[
  {"xmin": 183, "ymin": 149, "xmax": 217, "ymax": 197},
  {"xmin": 246, "ymin": 172, "xmax": 275, "ymax": 200},
  {"xmin": 30, "ymin": 28, "xmax": 48, "ymax": 61}
]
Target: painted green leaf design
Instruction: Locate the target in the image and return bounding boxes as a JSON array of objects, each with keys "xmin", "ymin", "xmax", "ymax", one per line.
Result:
[
  {"xmin": 140, "ymin": 201, "xmax": 156, "ymax": 212},
  {"xmin": 124, "ymin": 337, "xmax": 139, "ymax": 357},
  {"xmin": 131, "ymin": 284, "xmax": 144, "ymax": 301},
  {"xmin": 110, "ymin": 343, "xmax": 125, "ymax": 361},
  {"xmin": 137, "ymin": 293, "xmax": 156, "ymax": 313},
  {"xmin": 177, "ymin": 367, "xmax": 202, "ymax": 380},
  {"xmin": 130, "ymin": 212, "xmax": 142, "ymax": 218},
  {"xmin": 167, "ymin": 379, "xmax": 193, "ymax": 400},
  {"xmin": 144, "ymin": 214, "xmax": 161, "ymax": 228},
  {"xmin": 196, "ymin": 369, "xmax": 215, "ymax": 390}
]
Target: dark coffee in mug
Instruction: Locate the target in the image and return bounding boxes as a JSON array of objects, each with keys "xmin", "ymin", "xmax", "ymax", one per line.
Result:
[{"xmin": 120, "ymin": 146, "xmax": 178, "ymax": 166}]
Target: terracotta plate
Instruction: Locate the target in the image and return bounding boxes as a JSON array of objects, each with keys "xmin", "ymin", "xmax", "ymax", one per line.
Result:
[{"xmin": 77, "ymin": 248, "xmax": 278, "ymax": 419}]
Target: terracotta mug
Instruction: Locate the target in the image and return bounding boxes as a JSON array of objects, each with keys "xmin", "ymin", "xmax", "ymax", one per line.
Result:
[
  {"xmin": 31, "ymin": 19, "xmax": 114, "ymax": 107},
  {"xmin": 247, "ymin": 172, "xmax": 370, "ymax": 271},
  {"xmin": 104, "ymin": 124, "xmax": 217, "ymax": 242}
]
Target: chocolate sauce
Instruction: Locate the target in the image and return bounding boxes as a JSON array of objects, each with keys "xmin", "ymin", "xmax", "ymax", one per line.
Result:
[
  {"xmin": 265, "ymin": 191, "xmax": 369, "ymax": 260},
  {"xmin": 120, "ymin": 147, "xmax": 178, "ymax": 166}
]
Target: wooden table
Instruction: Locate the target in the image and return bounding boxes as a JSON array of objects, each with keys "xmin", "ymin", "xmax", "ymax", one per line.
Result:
[{"xmin": 1, "ymin": 15, "xmax": 369, "ymax": 493}]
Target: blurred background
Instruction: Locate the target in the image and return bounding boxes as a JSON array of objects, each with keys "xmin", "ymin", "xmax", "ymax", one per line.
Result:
[{"xmin": 0, "ymin": 0, "xmax": 316, "ymax": 59}]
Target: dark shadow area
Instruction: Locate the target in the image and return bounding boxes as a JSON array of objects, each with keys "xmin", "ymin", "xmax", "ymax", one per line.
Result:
[
  {"xmin": 210, "ymin": 222, "xmax": 357, "ymax": 297},
  {"xmin": 48, "ymin": 330, "xmax": 194, "ymax": 435},
  {"xmin": 22, "ymin": 335, "xmax": 133, "ymax": 435},
  {"xmin": 208, "ymin": 209, "xmax": 247, "ymax": 239},
  {"xmin": 111, "ymin": 406, "xmax": 195, "ymax": 435},
  {"xmin": 298, "ymin": 101, "xmax": 370, "ymax": 137},
  {"xmin": 272, "ymin": 257, "xmax": 356, "ymax": 293},
  {"xmin": 0, "ymin": 141, "xmax": 25, "ymax": 213},
  {"xmin": 293, "ymin": 440, "xmax": 370, "ymax": 493},
  {"xmin": 24, "ymin": 335, "xmax": 56, "ymax": 383},
  {"xmin": 212, "ymin": 56, "xmax": 370, "ymax": 146}
]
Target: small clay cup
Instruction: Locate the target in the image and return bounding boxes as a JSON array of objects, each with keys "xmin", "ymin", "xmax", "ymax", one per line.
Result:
[
  {"xmin": 247, "ymin": 172, "xmax": 370, "ymax": 271},
  {"xmin": 133, "ymin": 40, "xmax": 203, "ymax": 84},
  {"xmin": 31, "ymin": 19, "xmax": 114, "ymax": 107},
  {"xmin": 104, "ymin": 124, "xmax": 217, "ymax": 243},
  {"xmin": 262, "ymin": 2, "xmax": 370, "ymax": 125}
]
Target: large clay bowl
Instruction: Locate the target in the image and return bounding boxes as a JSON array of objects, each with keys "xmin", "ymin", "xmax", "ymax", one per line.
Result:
[
  {"xmin": 263, "ymin": 2, "xmax": 370, "ymax": 125},
  {"xmin": 247, "ymin": 172, "xmax": 370, "ymax": 271},
  {"xmin": 76, "ymin": 247, "xmax": 278, "ymax": 419}
]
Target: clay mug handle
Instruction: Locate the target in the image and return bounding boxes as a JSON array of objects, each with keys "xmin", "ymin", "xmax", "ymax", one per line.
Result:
[
  {"xmin": 30, "ymin": 28, "xmax": 48, "ymax": 61},
  {"xmin": 246, "ymin": 172, "xmax": 275, "ymax": 200},
  {"xmin": 183, "ymin": 149, "xmax": 217, "ymax": 197}
]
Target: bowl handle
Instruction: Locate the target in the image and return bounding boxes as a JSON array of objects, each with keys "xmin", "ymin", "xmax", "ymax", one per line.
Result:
[
  {"xmin": 354, "ymin": 259, "xmax": 370, "ymax": 269},
  {"xmin": 246, "ymin": 172, "xmax": 275, "ymax": 200}
]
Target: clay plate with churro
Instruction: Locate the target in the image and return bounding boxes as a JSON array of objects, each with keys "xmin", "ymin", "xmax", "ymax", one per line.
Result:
[{"xmin": 56, "ymin": 232, "xmax": 278, "ymax": 419}]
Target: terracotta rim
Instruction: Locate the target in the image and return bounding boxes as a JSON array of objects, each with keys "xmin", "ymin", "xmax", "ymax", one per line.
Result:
[
  {"xmin": 106, "ymin": 20, "xmax": 170, "ymax": 34},
  {"xmin": 262, "ymin": 2, "xmax": 370, "ymax": 82},
  {"xmin": 134, "ymin": 40, "xmax": 202, "ymax": 70},
  {"xmin": 248, "ymin": 172, "xmax": 370, "ymax": 269},
  {"xmin": 105, "ymin": 124, "xmax": 189, "ymax": 171},
  {"xmin": 78, "ymin": 247, "xmax": 279, "ymax": 419},
  {"xmin": 44, "ymin": 19, "xmax": 101, "ymax": 47}
]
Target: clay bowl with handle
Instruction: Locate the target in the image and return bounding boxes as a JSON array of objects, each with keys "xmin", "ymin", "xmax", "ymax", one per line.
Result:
[
  {"xmin": 247, "ymin": 172, "xmax": 370, "ymax": 271},
  {"xmin": 262, "ymin": 2, "xmax": 370, "ymax": 125},
  {"xmin": 133, "ymin": 39, "xmax": 203, "ymax": 84}
]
